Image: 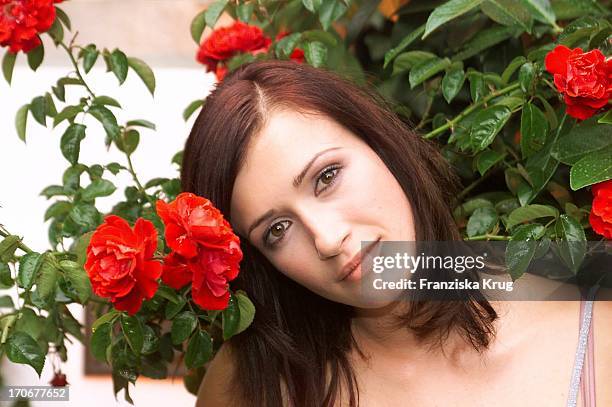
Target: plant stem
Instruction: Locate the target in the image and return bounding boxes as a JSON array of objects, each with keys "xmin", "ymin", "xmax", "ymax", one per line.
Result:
[
  {"xmin": 125, "ymin": 154, "xmax": 157, "ymax": 208},
  {"xmin": 59, "ymin": 41, "xmax": 96, "ymax": 99},
  {"xmin": 423, "ymin": 83, "xmax": 521, "ymax": 139},
  {"xmin": 465, "ymin": 234, "xmax": 510, "ymax": 241},
  {"xmin": 0, "ymin": 227, "xmax": 33, "ymax": 254}
]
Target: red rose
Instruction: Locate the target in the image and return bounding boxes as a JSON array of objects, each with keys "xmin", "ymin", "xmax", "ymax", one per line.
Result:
[
  {"xmin": 161, "ymin": 237, "xmax": 241, "ymax": 310},
  {"xmin": 49, "ymin": 371, "xmax": 68, "ymax": 387},
  {"xmin": 545, "ymin": 45, "xmax": 612, "ymax": 120},
  {"xmin": 197, "ymin": 21, "xmax": 271, "ymax": 81},
  {"xmin": 156, "ymin": 192, "xmax": 236, "ymax": 259},
  {"xmin": 589, "ymin": 180, "xmax": 612, "ymax": 239},
  {"xmin": 0, "ymin": 0, "xmax": 58, "ymax": 53},
  {"xmin": 157, "ymin": 192, "xmax": 242, "ymax": 310},
  {"xmin": 84, "ymin": 215, "xmax": 162, "ymax": 315}
]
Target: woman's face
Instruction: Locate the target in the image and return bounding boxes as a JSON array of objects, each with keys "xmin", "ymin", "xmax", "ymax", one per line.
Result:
[{"xmin": 230, "ymin": 109, "xmax": 416, "ymax": 308}]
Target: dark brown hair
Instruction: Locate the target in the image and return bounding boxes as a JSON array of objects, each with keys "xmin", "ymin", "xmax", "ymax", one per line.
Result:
[{"xmin": 181, "ymin": 60, "xmax": 497, "ymax": 406}]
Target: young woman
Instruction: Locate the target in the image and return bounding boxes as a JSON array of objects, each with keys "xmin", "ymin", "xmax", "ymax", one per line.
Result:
[{"xmin": 182, "ymin": 60, "xmax": 611, "ymax": 406}]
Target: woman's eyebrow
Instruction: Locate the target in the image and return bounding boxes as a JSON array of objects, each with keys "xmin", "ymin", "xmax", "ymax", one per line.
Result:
[{"xmin": 247, "ymin": 146, "xmax": 342, "ymax": 239}]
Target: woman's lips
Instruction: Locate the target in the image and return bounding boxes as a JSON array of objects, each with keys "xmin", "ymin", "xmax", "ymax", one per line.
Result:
[{"xmin": 338, "ymin": 238, "xmax": 381, "ymax": 282}]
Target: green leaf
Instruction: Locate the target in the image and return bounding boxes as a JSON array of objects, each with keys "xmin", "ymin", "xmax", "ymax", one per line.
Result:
[
  {"xmin": 205, "ymin": 0, "xmax": 229, "ymax": 28},
  {"xmin": 275, "ymin": 33, "xmax": 302, "ymax": 59},
  {"xmin": 383, "ymin": 24, "xmax": 426, "ymax": 69},
  {"xmin": 501, "ymin": 56, "xmax": 527, "ymax": 84},
  {"xmin": 26, "ymin": 44, "xmax": 44, "ymax": 71},
  {"xmin": 53, "ymin": 105, "xmax": 83, "ymax": 128},
  {"xmin": 88, "ymin": 105, "xmax": 120, "ymax": 142},
  {"xmin": 92, "ymin": 310, "xmax": 119, "ymax": 332},
  {"xmin": 518, "ymin": 62, "xmax": 535, "ymax": 94},
  {"xmin": 518, "ymin": 0, "xmax": 556, "ymax": 26},
  {"xmin": 0, "ymin": 235, "xmax": 21, "ymax": 263},
  {"xmin": 520, "ymin": 103, "xmax": 548, "ymax": 158},
  {"xmin": 14, "ymin": 308, "xmax": 44, "ymax": 340},
  {"xmin": 35, "ymin": 253, "xmax": 59, "ymax": 303},
  {"xmin": 505, "ymin": 224, "xmax": 545, "ymax": 280},
  {"xmin": 409, "ymin": 57, "xmax": 451, "ymax": 89},
  {"xmin": 423, "ymin": 0, "xmax": 484, "ymax": 39},
  {"xmin": 392, "ymin": 51, "xmax": 436, "ymax": 76},
  {"xmin": 60, "ymin": 123, "xmax": 87, "ymax": 165},
  {"xmin": 59, "ymin": 260, "xmax": 92, "ymax": 303},
  {"xmin": 0, "ymin": 295, "xmax": 13, "ymax": 308},
  {"xmin": 442, "ymin": 62, "xmax": 465, "ymax": 103},
  {"xmin": 469, "ymin": 105, "xmax": 512, "ymax": 152},
  {"xmin": 18, "ymin": 252, "xmax": 42, "ymax": 290},
  {"xmin": 185, "ymin": 329, "xmax": 213, "ymax": 369},
  {"xmin": 30, "ymin": 96, "xmax": 46, "ymax": 126},
  {"xmin": 598, "ymin": 110, "xmax": 612, "ymax": 125},
  {"xmin": 128, "ymin": 57, "xmax": 156, "ymax": 96},
  {"xmin": 319, "ymin": 0, "xmax": 348, "ymax": 31},
  {"xmin": 171, "ymin": 311, "xmax": 197, "ymax": 345},
  {"xmin": 141, "ymin": 324, "xmax": 160, "ymax": 355},
  {"xmin": 2, "ymin": 51, "xmax": 17, "ymax": 84},
  {"xmin": 303, "ymin": 41, "xmax": 327, "ymax": 68},
  {"xmin": 165, "ymin": 297, "xmax": 186, "ymax": 319},
  {"xmin": 506, "ymin": 204, "xmax": 558, "ymax": 229},
  {"xmin": 44, "ymin": 92, "xmax": 57, "ymax": 117},
  {"xmin": 569, "ymin": 145, "xmax": 612, "ymax": 190},
  {"xmin": 15, "ymin": 104, "xmax": 28, "ymax": 142},
  {"xmin": 555, "ymin": 214, "xmax": 586, "ymax": 274},
  {"xmin": 55, "ymin": 7, "xmax": 72, "ymax": 30},
  {"xmin": 69, "ymin": 203, "xmax": 101, "ymax": 229},
  {"xmin": 236, "ymin": 2, "xmax": 254, "ymax": 22},
  {"xmin": 235, "ymin": 291, "xmax": 255, "ymax": 335},
  {"xmin": 468, "ymin": 71, "xmax": 485, "ymax": 103},
  {"xmin": 47, "ymin": 18, "xmax": 64, "ymax": 44},
  {"xmin": 156, "ymin": 285, "xmax": 181, "ymax": 304},
  {"xmin": 110, "ymin": 49, "xmax": 128, "ymax": 84},
  {"xmin": 190, "ymin": 10, "xmax": 207, "ymax": 44},
  {"xmin": 301, "ymin": 30, "xmax": 337, "ymax": 47},
  {"xmin": 92, "ymin": 95, "xmax": 121, "ymax": 108},
  {"xmin": 222, "ymin": 294, "xmax": 240, "ymax": 340},
  {"xmin": 121, "ymin": 315, "xmax": 144, "ymax": 354},
  {"xmin": 302, "ymin": 0, "xmax": 322, "ymax": 13},
  {"xmin": 183, "ymin": 99, "xmax": 204, "ymax": 121},
  {"xmin": 126, "ymin": 119, "xmax": 156, "ymax": 130},
  {"xmin": 82, "ymin": 45, "xmax": 99, "ymax": 73},
  {"xmin": 476, "ymin": 149, "xmax": 504, "ymax": 176},
  {"xmin": 466, "ymin": 207, "xmax": 498, "ymax": 237},
  {"xmin": 6, "ymin": 332, "xmax": 45, "ymax": 376},
  {"xmin": 118, "ymin": 129, "xmax": 140, "ymax": 156},
  {"xmin": 552, "ymin": 122, "xmax": 612, "ymax": 165},
  {"xmin": 0, "ymin": 262, "xmax": 13, "ymax": 288},
  {"xmin": 452, "ymin": 25, "xmax": 519, "ymax": 62},
  {"xmin": 481, "ymin": 0, "xmax": 532, "ymax": 33},
  {"xmin": 91, "ymin": 322, "xmax": 112, "ymax": 362}
]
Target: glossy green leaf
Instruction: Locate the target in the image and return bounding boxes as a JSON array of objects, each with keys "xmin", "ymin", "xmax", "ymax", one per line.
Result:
[
  {"xmin": 185, "ymin": 329, "xmax": 213, "ymax": 369},
  {"xmin": 481, "ymin": 0, "xmax": 532, "ymax": 32},
  {"xmin": 26, "ymin": 44, "xmax": 44, "ymax": 71},
  {"xmin": 190, "ymin": 10, "xmax": 207, "ymax": 44},
  {"xmin": 552, "ymin": 122, "xmax": 612, "ymax": 165},
  {"xmin": 409, "ymin": 57, "xmax": 451, "ymax": 89},
  {"xmin": 383, "ymin": 24, "xmax": 425, "ymax": 69},
  {"xmin": 110, "ymin": 49, "xmax": 128, "ymax": 84},
  {"xmin": 183, "ymin": 99, "xmax": 204, "ymax": 121},
  {"xmin": 82, "ymin": 179, "xmax": 116, "ymax": 201},
  {"xmin": 555, "ymin": 214, "xmax": 586, "ymax": 274},
  {"xmin": 302, "ymin": 0, "xmax": 322, "ymax": 13},
  {"xmin": 88, "ymin": 105, "xmax": 120, "ymax": 142},
  {"xmin": 569, "ymin": 145, "xmax": 612, "ymax": 190},
  {"xmin": 91, "ymin": 322, "xmax": 112, "ymax": 362},
  {"xmin": 506, "ymin": 204, "xmax": 558, "ymax": 229},
  {"xmin": 442, "ymin": 62, "xmax": 465, "ymax": 103},
  {"xmin": 452, "ymin": 25, "xmax": 518, "ymax": 62},
  {"xmin": 128, "ymin": 57, "xmax": 156, "ymax": 96},
  {"xmin": 303, "ymin": 41, "xmax": 327, "ymax": 68},
  {"xmin": 30, "ymin": 96, "xmax": 46, "ymax": 126},
  {"xmin": 275, "ymin": 33, "xmax": 302, "ymax": 59},
  {"xmin": 235, "ymin": 291, "xmax": 255, "ymax": 335},
  {"xmin": 6, "ymin": 332, "xmax": 45, "ymax": 376},
  {"xmin": 60, "ymin": 123, "xmax": 86, "ymax": 165},
  {"xmin": 466, "ymin": 207, "xmax": 498, "ymax": 237},
  {"xmin": 518, "ymin": 62, "xmax": 535, "ymax": 94},
  {"xmin": 520, "ymin": 103, "xmax": 548, "ymax": 158},
  {"xmin": 35, "ymin": 253, "xmax": 59, "ymax": 303},
  {"xmin": 392, "ymin": 51, "xmax": 436, "ymax": 76},
  {"xmin": 205, "ymin": 0, "xmax": 229, "ymax": 28},
  {"xmin": 15, "ymin": 104, "xmax": 28, "ymax": 142},
  {"xmin": 59, "ymin": 260, "xmax": 92, "ymax": 303},
  {"xmin": 505, "ymin": 224, "xmax": 545, "ymax": 280},
  {"xmin": 598, "ymin": 110, "xmax": 612, "ymax": 125},
  {"xmin": 53, "ymin": 105, "xmax": 83, "ymax": 128},
  {"xmin": 319, "ymin": 0, "xmax": 348, "ymax": 31},
  {"xmin": 501, "ymin": 56, "xmax": 527, "ymax": 84},
  {"xmin": 423, "ymin": 0, "xmax": 484, "ymax": 39},
  {"xmin": 171, "ymin": 311, "xmax": 197, "ymax": 345},
  {"xmin": 222, "ymin": 294, "xmax": 240, "ymax": 340},
  {"xmin": 519, "ymin": 0, "xmax": 555, "ymax": 26},
  {"xmin": 126, "ymin": 119, "xmax": 156, "ymax": 130},
  {"xmin": 2, "ymin": 51, "xmax": 17, "ymax": 84},
  {"xmin": 18, "ymin": 252, "xmax": 42, "ymax": 290},
  {"xmin": 121, "ymin": 315, "xmax": 144, "ymax": 354},
  {"xmin": 469, "ymin": 105, "xmax": 512, "ymax": 152},
  {"xmin": 476, "ymin": 149, "xmax": 504, "ymax": 176},
  {"xmin": 82, "ymin": 45, "xmax": 99, "ymax": 73}
]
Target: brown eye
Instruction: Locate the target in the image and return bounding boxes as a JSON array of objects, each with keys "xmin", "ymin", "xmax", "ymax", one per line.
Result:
[
  {"xmin": 321, "ymin": 169, "xmax": 335, "ymax": 184},
  {"xmin": 315, "ymin": 165, "xmax": 341, "ymax": 195},
  {"xmin": 264, "ymin": 220, "xmax": 291, "ymax": 247}
]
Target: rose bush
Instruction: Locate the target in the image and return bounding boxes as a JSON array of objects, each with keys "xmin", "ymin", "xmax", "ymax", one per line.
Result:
[{"xmin": 1, "ymin": 0, "xmax": 611, "ymax": 403}]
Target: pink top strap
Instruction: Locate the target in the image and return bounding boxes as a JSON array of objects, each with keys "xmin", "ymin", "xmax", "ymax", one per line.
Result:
[{"xmin": 580, "ymin": 297, "xmax": 596, "ymax": 407}]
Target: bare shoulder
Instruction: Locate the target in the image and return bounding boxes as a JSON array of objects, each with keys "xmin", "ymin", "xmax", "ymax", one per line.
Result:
[{"xmin": 196, "ymin": 343, "xmax": 239, "ymax": 407}]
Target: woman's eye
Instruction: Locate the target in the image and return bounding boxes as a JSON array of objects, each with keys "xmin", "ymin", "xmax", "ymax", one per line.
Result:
[
  {"xmin": 264, "ymin": 220, "xmax": 291, "ymax": 247},
  {"xmin": 315, "ymin": 165, "xmax": 341, "ymax": 194}
]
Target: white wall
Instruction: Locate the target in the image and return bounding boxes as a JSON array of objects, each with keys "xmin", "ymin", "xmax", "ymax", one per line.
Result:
[{"xmin": 0, "ymin": 51, "xmax": 216, "ymax": 405}]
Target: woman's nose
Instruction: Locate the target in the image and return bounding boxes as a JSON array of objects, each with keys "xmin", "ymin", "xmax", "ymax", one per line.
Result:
[{"xmin": 302, "ymin": 212, "xmax": 350, "ymax": 260}]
